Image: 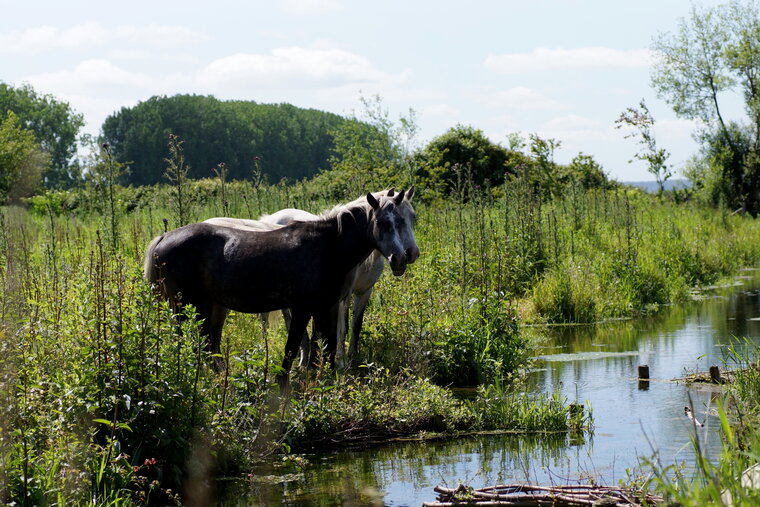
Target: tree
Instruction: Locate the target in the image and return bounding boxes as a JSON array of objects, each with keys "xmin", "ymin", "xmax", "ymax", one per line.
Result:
[
  {"xmin": 415, "ymin": 125, "xmax": 516, "ymax": 199},
  {"xmin": 615, "ymin": 99, "xmax": 672, "ymax": 194},
  {"xmin": 102, "ymin": 94, "xmax": 346, "ymax": 186},
  {"xmin": 0, "ymin": 111, "xmax": 49, "ymax": 203},
  {"xmin": 651, "ymin": 0, "xmax": 760, "ymax": 212},
  {"xmin": 318, "ymin": 94, "xmax": 418, "ymax": 197},
  {"xmin": 0, "ymin": 83, "xmax": 84, "ymax": 188},
  {"xmin": 564, "ymin": 153, "xmax": 611, "ymax": 191}
]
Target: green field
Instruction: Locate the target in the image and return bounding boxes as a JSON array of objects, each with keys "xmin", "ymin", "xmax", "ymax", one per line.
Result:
[{"xmin": 3, "ymin": 178, "xmax": 760, "ymax": 503}]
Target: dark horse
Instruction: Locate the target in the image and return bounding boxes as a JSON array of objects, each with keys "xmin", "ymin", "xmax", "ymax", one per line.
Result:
[{"xmin": 143, "ymin": 190, "xmax": 415, "ymax": 385}]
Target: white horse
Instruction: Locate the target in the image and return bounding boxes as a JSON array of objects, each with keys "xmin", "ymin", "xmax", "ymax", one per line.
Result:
[{"xmin": 204, "ymin": 187, "xmax": 419, "ymax": 367}]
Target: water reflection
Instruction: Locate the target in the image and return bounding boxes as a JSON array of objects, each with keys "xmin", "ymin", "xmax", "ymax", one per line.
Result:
[{"xmin": 222, "ymin": 271, "xmax": 760, "ymax": 506}]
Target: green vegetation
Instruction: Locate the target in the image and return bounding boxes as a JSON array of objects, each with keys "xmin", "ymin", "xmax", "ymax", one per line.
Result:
[
  {"xmin": 0, "ymin": 82, "xmax": 84, "ymax": 189},
  {"xmin": 0, "ymin": 112, "xmax": 48, "ymax": 203},
  {"xmin": 3, "ymin": 165, "xmax": 759, "ymax": 502},
  {"xmin": 652, "ymin": 0, "xmax": 760, "ymax": 215},
  {"xmin": 101, "ymin": 94, "xmax": 347, "ymax": 186},
  {"xmin": 6, "ymin": 2, "xmax": 760, "ymax": 499}
]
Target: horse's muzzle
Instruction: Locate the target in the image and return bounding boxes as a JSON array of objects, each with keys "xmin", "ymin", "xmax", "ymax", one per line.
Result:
[
  {"xmin": 389, "ymin": 252, "xmax": 408, "ymax": 276},
  {"xmin": 406, "ymin": 245, "xmax": 420, "ymax": 264}
]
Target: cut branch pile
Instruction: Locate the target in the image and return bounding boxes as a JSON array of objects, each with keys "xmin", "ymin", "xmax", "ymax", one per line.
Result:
[{"xmin": 423, "ymin": 483, "xmax": 664, "ymax": 506}]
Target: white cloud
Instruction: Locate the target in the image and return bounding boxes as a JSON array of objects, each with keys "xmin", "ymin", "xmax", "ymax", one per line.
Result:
[
  {"xmin": 657, "ymin": 118, "xmax": 701, "ymax": 138},
  {"xmin": 421, "ymin": 103, "xmax": 459, "ymax": 119},
  {"xmin": 197, "ymin": 47, "xmax": 397, "ymax": 90},
  {"xmin": 541, "ymin": 114, "xmax": 614, "ymax": 142},
  {"xmin": 0, "ymin": 22, "xmax": 206, "ymax": 54},
  {"xmin": 485, "ymin": 47, "xmax": 653, "ymax": 73},
  {"xmin": 478, "ymin": 87, "xmax": 565, "ymax": 110},
  {"xmin": 279, "ymin": 0, "xmax": 341, "ymax": 14},
  {"xmin": 24, "ymin": 60, "xmax": 154, "ymax": 93}
]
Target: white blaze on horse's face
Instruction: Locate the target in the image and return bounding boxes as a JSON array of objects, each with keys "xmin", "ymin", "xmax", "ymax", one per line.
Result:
[
  {"xmin": 395, "ymin": 186, "xmax": 419, "ymax": 264},
  {"xmin": 367, "ymin": 189, "xmax": 416, "ymax": 276}
]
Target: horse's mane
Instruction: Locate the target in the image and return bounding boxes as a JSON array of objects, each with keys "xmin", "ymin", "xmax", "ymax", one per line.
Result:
[{"xmin": 321, "ymin": 190, "xmax": 400, "ymax": 234}]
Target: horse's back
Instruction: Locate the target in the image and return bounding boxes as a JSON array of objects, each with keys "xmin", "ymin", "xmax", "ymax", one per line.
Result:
[
  {"xmin": 203, "ymin": 217, "xmax": 280, "ymax": 232},
  {"xmin": 149, "ymin": 221, "xmax": 338, "ymax": 313},
  {"xmin": 261, "ymin": 208, "xmax": 318, "ymax": 225}
]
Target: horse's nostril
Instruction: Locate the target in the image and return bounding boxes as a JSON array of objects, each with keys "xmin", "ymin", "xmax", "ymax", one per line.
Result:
[
  {"xmin": 389, "ymin": 252, "xmax": 407, "ymax": 267},
  {"xmin": 406, "ymin": 247, "xmax": 420, "ymax": 263}
]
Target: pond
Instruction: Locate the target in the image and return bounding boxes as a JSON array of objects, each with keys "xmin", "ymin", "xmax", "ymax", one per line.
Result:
[{"xmin": 220, "ymin": 270, "xmax": 760, "ymax": 506}]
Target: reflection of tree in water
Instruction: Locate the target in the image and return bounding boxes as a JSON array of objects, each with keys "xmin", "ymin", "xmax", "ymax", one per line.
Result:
[
  {"xmin": 535, "ymin": 271, "xmax": 760, "ymax": 363},
  {"xmin": 219, "ymin": 433, "xmax": 587, "ymax": 505}
]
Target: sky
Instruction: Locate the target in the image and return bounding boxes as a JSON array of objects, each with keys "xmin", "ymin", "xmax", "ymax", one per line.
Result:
[{"xmin": 1, "ymin": 0, "xmax": 740, "ymax": 182}]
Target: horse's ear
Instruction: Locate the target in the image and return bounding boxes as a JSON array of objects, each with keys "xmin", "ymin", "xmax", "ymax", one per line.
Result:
[
  {"xmin": 393, "ymin": 189, "xmax": 405, "ymax": 205},
  {"xmin": 367, "ymin": 192, "xmax": 380, "ymax": 210},
  {"xmin": 387, "ymin": 188, "xmax": 396, "ymax": 197},
  {"xmin": 406, "ymin": 185, "xmax": 415, "ymax": 202}
]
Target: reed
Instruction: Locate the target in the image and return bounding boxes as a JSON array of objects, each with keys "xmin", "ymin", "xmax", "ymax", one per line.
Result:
[{"xmin": 4, "ymin": 177, "xmax": 760, "ymax": 502}]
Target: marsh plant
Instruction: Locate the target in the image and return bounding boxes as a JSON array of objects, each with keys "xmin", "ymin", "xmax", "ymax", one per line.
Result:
[{"xmin": 5, "ymin": 171, "xmax": 760, "ymax": 502}]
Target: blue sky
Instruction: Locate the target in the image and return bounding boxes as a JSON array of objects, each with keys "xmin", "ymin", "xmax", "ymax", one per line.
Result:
[{"xmin": 2, "ymin": 0, "xmax": 736, "ymax": 181}]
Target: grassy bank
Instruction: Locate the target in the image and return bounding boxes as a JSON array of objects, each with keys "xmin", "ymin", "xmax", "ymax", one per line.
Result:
[{"xmin": 3, "ymin": 179, "xmax": 759, "ymax": 503}]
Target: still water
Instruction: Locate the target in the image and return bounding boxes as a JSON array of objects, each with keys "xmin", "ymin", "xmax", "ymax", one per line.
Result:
[{"xmin": 223, "ymin": 270, "xmax": 760, "ymax": 506}]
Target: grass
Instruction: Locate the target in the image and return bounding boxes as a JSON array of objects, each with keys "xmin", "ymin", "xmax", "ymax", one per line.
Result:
[{"xmin": 3, "ymin": 177, "xmax": 760, "ymax": 503}]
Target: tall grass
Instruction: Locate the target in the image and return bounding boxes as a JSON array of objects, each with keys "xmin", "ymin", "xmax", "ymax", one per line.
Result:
[{"xmin": 4, "ymin": 176, "xmax": 760, "ymax": 502}]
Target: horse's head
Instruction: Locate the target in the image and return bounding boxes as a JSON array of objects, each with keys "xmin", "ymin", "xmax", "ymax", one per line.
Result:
[
  {"xmin": 367, "ymin": 187, "xmax": 420, "ymax": 276},
  {"xmin": 386, "ymin": 186, "xmax": 419, "ymax": 264}
]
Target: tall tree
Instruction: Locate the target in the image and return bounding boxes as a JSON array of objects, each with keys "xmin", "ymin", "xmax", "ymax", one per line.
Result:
[
  {"xmin": 321, "ymin": 94, "xmax": 418, "ymax": 197},
  {"xmin": 651, "ymin": 0, "xmax": 760, "ymax": 212},
  {"xmin": 414, "ymin": 125, "xmax": 515, "ymax": 198},
  {"xmin": 101, "ymin": 95, "xmax": 345, "ymax": 186},
  {"xmin": 0, "ymin": 112, "xmax": 49, "ymax": 202},
  {"xmin": 0, "ymin": 83, "xmax": 84, "ymax": 188}
]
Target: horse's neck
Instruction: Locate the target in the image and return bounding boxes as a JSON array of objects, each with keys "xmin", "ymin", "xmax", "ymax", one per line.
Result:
[{"xmin": 332, "ymin": 207, "xmax": 374, "ymax": 270}]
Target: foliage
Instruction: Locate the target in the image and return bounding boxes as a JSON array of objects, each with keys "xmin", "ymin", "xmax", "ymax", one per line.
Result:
[
  {"xmin": 0, "ymin": 111, "xmax": 48, "ymax": 203},
  {"xmin": 563, "ymin": 153, "xmax": 612, "ymax": 191},
  {"xmin": 6, "ymin": 172, "xmax": 760, "ymax": 502},
  {"xmin": 284, "ymin": 366, "xmax": 588, "ymax": 449},
  {"xmin": 101, "ymin": 94, "xmax": 347, "ymax": 186},
  {"xmin": 164, "ymin": 134, "xmax": 191, "ymax": 228},
  {"xmin": 651, "ymin": 0, "xmax": 760, "ymax": 214},
  {"xmin": 0, "ymin": 82, "xmax": 84, "ymax": 188},
  {"xmin": 312, "ymin": 94, "xmax": 418, "ymax": 198},
  {"xmin": 414, "ymin": 124, "xmax": 518, "ymax": 199},
  {"xmin": 615, "ymin": 99, "xmax": 672, "ymax": 194}
]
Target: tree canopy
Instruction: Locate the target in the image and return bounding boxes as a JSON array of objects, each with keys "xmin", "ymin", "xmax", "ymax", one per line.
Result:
[
  {"xmin": 414, "ymin": 125, "xmax": 519, "ymax": 198},
  {"xmin": 101, "ymin": 95, "xmax": 347, "ymax": 186},
  {"xmin": 0, "ymin": 111, "xmax": 49, "ymax": 202},
  {"xmin": 652, "ymin": 0, "xmax": 760, "ymax": 213},
  {"xmin": 0, "ymin": 83, "xmax": 84, "ymax": 188}
]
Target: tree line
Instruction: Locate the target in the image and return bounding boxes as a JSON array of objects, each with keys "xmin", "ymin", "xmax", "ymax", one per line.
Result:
[
  {"xmin": 5, "ymin": 0, "xmax": 760, "ymax": 209},
  {"xmin": 101, "ymin": 94, "xmax": 348, "ymax": 186}
]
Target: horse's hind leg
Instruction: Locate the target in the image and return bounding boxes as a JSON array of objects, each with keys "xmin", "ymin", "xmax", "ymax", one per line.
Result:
[
  {"xmin": 347, "ymin": 287, "xmax": 373, "ymax": 365},
  {"xmin": 333, "ymin": 298, "xmax": 349, "ymax": 369},
  {"xmin": 200, "ymin": 303, "xmax": 229, "ymax": 371}
]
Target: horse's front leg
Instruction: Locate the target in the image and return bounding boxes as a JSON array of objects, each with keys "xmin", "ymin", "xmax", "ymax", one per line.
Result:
[
  {"xmin": 347, "ymin": 287, "xmax": 373, "ymax": 365},
  {"xmin": 278, "ymin": 309, "xmax": 310, "ymax": 391},
  {"xmin": 281, "ymin": 307, "xmax": 313, "ymax": 368}
]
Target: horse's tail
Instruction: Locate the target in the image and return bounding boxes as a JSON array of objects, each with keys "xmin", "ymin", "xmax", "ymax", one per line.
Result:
[{"xmin": 143, "ymin": 234, "xmax": 164, "ymax": 285}]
